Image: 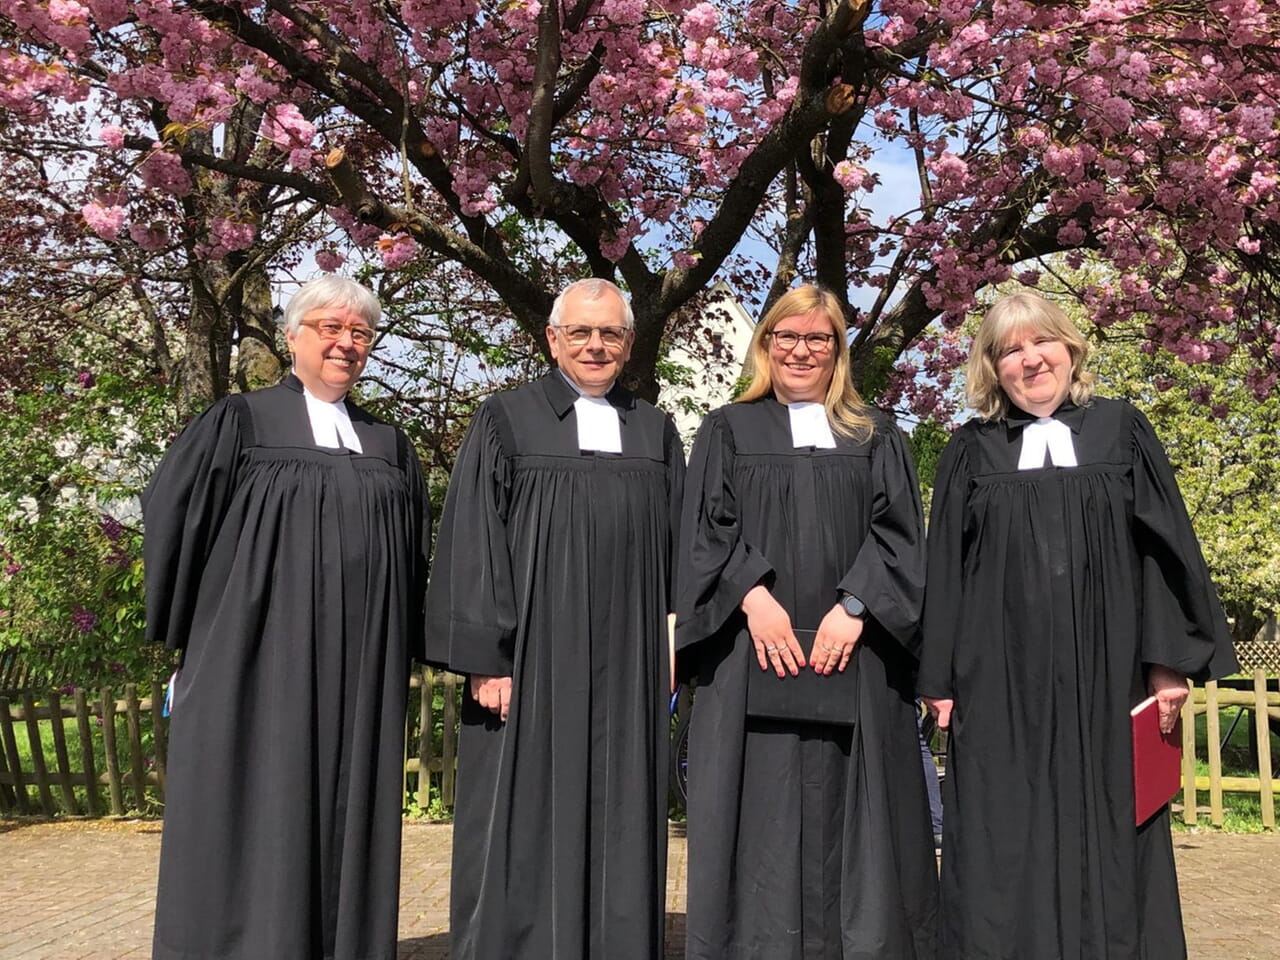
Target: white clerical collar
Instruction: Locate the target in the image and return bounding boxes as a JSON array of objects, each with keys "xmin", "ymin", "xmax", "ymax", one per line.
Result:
[
  {"xmin": 787, "ymin": 401, "xmax": 837, "ymax": 449},
  {"xmin": 301, "ymin": 386, "xmax": 363, "ymax": 453},
  {"xmin": 1018, "ymin": 417, "xmax": 1076, "ymax": 470},
  {"xmin": 560, "ymin": 372, "xmax": 622, "ymax": 453}
]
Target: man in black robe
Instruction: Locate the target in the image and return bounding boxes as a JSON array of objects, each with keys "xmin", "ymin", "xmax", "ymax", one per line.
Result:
[
  {"xmin": 145, "ymin": 276, "xmax": 431, "ymax": 960},
  {"xmin": 424, "ymin": 278, "xmax": 685, "ymax": 960}
]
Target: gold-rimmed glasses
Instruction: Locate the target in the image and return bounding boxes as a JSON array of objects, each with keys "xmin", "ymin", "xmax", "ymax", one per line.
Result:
[{"xmin": 300, "ymin": 317, "xmax": 376, "ymax": 347}]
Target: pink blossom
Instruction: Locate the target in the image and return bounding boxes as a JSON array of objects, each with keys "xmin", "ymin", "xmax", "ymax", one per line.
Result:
[
  {"xmin": 138, "ymin": 147, "xmax": 193, "ymax": 197},
  {"xmin": 833, "ymin": 161, "xmax": 868, "ymax": 192},
  {"xmin": 98, "ymin": 125, "xmax": 125, "ymax": 149},
  {"xmin": 315, "ymin": 248, "xmax": 346, "ymax": 272},
  {"xmin": 378, "ymin": 233, "xmax": 419, "ymax": 269},
  {"xmin": 81, "ymin": 201, "xmax": 126, "ymax": 241},
  {"xmin": 209, "ymin": 217, "xmax": 258, "ymax": 255},
  {"xmin": 262, "ymin": 102, "xmax": 315, "ymax": 150},
  {"xmin": 128, "ymin": 222, "xmax": 169, "ymax": 251},
  {"xmin": 682, "ymin": 3, "xmax": 720, "ymax": 43}
]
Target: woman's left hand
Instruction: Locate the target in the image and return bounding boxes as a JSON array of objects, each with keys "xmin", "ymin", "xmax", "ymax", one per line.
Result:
[
  {"xmin": 1147, "ymin": 664, "xmax": 1190, "ymax": 735},
  {"xmin": 812, "ymin": 604, "xmax": 863, "ymax": 675}
]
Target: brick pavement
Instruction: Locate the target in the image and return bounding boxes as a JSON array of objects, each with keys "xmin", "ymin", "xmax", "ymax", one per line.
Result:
[{"xmin": 0, "ymin": 818, "xmax": 1275, "ymax": 959}]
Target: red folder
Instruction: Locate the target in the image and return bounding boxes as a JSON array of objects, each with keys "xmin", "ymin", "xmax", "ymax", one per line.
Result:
[{"xmin": 1131, "ymin": 695, "xmax": 1183, "ymax": 825}]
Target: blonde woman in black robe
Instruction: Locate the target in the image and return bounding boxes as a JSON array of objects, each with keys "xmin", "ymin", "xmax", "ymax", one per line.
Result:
[{"xmin": 678, "ymin": 285, "xmax": 937, "ymax": 960}]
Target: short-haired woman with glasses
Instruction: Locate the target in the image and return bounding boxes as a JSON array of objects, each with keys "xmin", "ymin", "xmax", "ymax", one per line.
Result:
[
  {"xmin": 677, "ymin": 285, "xmax": 938, "ymax": 959},
  {"xmin": 145, "ymin": 275, "xmax": 431, "ymax": 960}
]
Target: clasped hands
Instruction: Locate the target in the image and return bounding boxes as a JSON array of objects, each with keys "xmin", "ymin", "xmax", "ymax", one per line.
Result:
[{"xmin": 741, "ymin": 584, "xmax": 861, "ymax": 677}]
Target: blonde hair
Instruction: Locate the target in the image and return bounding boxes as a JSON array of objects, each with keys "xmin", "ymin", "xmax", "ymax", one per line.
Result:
[
  {"xmin": 737, "ymin": 285, "xmax": 874, "ymax": 440},
  {"xmin": 967, "ymin": 291, "xmax": 1096, "ymax": 420}
]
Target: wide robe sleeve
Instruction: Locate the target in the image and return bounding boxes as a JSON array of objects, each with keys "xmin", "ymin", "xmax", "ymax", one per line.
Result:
[
  {"xmin": 1130, "ymin": 405, "xmax": 1239, "ymax": 680},
  {"xmin": 141, "ymin": 398, "xmax": 245, "ymax": 651},
  {"xmin": 400, "ymin": 430, "xmax": 434, "ymax": 664},
  {"xmin": 916, "ymin": 427, "xmax": 971, "ymax": 699},
  {"xmin": 835, "ymin": 419, "xmax": 928, "ymax": 655},
  {"xmin": 674, "ymin": 413, "xmax": 774, "ymax": 652},
  {"xmin": 663, "ymin": 414, "xmax": 688, "ymax": 610},
  {"xmin": 423, "ymin": 403, "xmax": 518, "ymax": 677}
]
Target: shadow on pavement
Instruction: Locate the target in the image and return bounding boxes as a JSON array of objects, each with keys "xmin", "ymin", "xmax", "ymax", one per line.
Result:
[
  {"xmin": 397, "ymin": 933, "xmax": 449, "ymax": 959},
  {"xmin": 396, "ymin": 914, "xmax": 688, "ymax": 959}
]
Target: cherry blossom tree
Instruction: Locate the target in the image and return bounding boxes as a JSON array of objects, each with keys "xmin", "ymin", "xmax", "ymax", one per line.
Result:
[{"xmin": 1, "ymin": 0, "xmax": 1278, "ymax": 417}]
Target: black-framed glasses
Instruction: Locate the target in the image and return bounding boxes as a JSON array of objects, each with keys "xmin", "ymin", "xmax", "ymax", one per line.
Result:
[
  {"xmin": 553, "ymin": 324, "xmax": 632, "ymax": 348},
  {"xmin": 769, "ymin": 330, "xmax": 835, "ymax": 352},
  {"xmin": 300, "ymin": 318, "xmax": 376, "ymax": 347}
]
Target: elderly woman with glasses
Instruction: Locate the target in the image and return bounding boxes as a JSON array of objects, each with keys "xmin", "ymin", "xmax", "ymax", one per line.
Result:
[
  {"xmin": 144, "ymin": 275, "xmax": 431, "ymax": 960},
  {"xmin": 918, "ymin": 291, "xmax": 1237, "ymax": 959},
  {"xmin": 677, "ymin": 285, "xmax": 938, "ymax": 959}
]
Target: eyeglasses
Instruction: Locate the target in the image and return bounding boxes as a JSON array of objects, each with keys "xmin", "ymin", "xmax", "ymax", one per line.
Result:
[
  {"xmin": 300, "ymin": 318, "xmax": 376, "ymax": 347},
  {"xmin": 553, "ymin": 324, "xmax": 632, "ymax": 348},
  {"xmin": 769, "ymin": 330, "xmax": 836, "ymax": 352}
]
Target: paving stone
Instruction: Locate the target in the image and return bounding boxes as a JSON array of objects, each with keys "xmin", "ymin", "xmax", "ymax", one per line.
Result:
[{"xmin": 0, "ymin": 820, "xmax": 1275, "ymax": 959}]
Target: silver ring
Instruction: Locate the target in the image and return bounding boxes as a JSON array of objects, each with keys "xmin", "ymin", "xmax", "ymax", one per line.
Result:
[{"xmin": 766, "ymin": 645, "xmax": 778, "ymax": 652}]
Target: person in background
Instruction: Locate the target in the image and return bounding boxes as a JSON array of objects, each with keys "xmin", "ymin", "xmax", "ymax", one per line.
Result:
[
  {"xmin": 145, "ymin": 276, "xmax": 431, "ymax": 960},
  {"xmin": 677, "ymin": 284, "xmax": 937, "ymax": 959},
  {"xmin": 919, "ymin": 290, "xmax": 1237, "ymax": 959},
  {"xmin": 424, "ymin": 278, "xmax": 685, "ymax": 960},
  {"xmin": 918, "ymin": 701, "xmax": 944, "ymax": 849}
]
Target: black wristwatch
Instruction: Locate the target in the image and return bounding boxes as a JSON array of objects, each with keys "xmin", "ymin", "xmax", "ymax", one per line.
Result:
[{"xmin": 839, "ymin": 592, "xmax": 866, "ymax": 618}]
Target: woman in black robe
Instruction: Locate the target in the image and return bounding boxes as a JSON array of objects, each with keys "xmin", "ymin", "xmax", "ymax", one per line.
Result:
[
  {"xmin": 677, "ymin": 285, "xmax": 938, "ymax": 960},
  {"xmin": 144, "ymin": 276, "xmax": 431, "ymax": 960},
  {"xmin": 918, "ymin": 291, "xmax": 1238, "ymax": 959}
]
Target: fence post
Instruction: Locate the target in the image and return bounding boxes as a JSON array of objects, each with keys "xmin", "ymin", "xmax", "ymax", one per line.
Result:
[
  {"xmin": 0, "ymin": 719, "xmax": 13, "ymax": 813},
  {"xmin": 1205, "ymin": 681, "xmax": 1224, "ymax": 826},
  {"xmin": 47, "ymin": 692, "xmax": 79, "ymax": 814},
  {"xmin": 1252, "ymin": 669, "xmax": 1275, "ymax": 829},
  {"xmin": 125, "ymin": 684, "xmax": 147, "ymax": 811},
  {"xmin": 75, "ymin": 688, "xmax": 100, "ymax": 816},
  {"xmin": 0, "ymin": 696, "xmax": 24, "ymax": 813},
  {"xmin": 1180, "ymin": 686, "xmax": 1197, "ymax": 825},
  {"xmin": 417, "ymin": 668, "xmax": 433, "ymax": 811},
  {"xmin": 100, "ymin": 687, "xmax": 125, "ymax": 816},
  {"xmin": 150, "ymin": 680, "xmax": 167, "ymax": 801},
  {"xmin": 442, "ymin": 673, "xmax": 458, "ymax": 811},
  {"xmin": 21, "ymin": 693, "xmax": 55, "ymax": 815}
]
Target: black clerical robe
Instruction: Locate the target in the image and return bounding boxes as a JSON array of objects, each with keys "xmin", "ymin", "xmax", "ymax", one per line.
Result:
[
  {"xmin": 424, "ymin": 372, "xmax": 685, "ymax": 960},
  {"xmin": 917, "ymin": 397, "xmax": 1238, "ymax": 959},
  {"xmin": 144, "ymin": 375, "xmax": 430, "ymax": 960},
  {"xmin": 676, "ymin": 398, "xmax": 938, "ymax": 960}
]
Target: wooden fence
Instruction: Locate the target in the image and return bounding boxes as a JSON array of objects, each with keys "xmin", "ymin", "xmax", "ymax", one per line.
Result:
[
  {"xmin": 1178, "ymin": 669, "xmax": 1279, "ymax": 828},
  {"xmin": 0, "ymin": 669, "xmax": 462, "ymax": 818},
  {"xmin": 2, "ymin": 668, "xmax": 1277, "ymax": 825}
]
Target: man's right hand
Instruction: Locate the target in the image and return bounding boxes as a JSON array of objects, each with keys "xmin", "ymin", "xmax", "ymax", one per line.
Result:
[
  {"xmin": 922, "ymin": 696, "xmax": 953, "ymax": 730},
  {"xmin": 470, "ymin": 675, "xmax": 512, "ymax": 721}
]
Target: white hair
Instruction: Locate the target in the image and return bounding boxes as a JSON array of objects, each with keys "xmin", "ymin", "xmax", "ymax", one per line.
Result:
[
  {"xmin": 282, "ymin": 276, "xmax": 381, "ymax": 334},
  {"xmin": 548, "ymin": 278, "xmax": 634, "ymax": 329}
]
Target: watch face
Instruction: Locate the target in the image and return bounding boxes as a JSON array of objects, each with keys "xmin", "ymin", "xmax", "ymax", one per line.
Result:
[{"xmin": 841, "ymin": 594, "xmax": 865, "ymax": 617}]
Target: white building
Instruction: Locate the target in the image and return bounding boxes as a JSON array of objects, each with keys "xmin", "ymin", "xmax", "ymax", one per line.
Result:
[{"xmin": 658, "ymin": 281, "xmax": 756, "ymax": 446}]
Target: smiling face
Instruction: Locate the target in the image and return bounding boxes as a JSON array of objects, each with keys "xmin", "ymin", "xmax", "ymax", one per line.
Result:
[
  {"xmin": 286, "ymin": 305, "xmax": 373, "ymax": 402},
  {"xmin": 766, "ymin": 308, "xmax": 839, "ymax": 404},
  {"xmin": 545, "ymin": 286, "xmax": 633, "ymax": 397},
  {"xmin": 996, "ymin": 328, "xmax": 1073, "ymax": 417}
]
